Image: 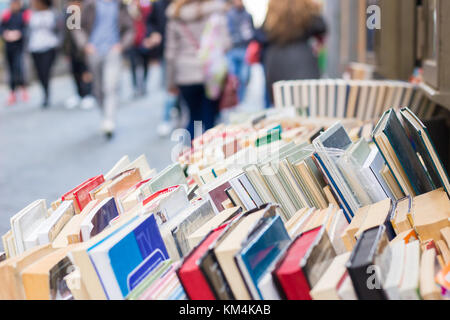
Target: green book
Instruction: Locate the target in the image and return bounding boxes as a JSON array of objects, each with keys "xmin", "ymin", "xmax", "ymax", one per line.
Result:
[{"xmin": 146, "ymin": 163, "xmax": 187, "ymax": 194}]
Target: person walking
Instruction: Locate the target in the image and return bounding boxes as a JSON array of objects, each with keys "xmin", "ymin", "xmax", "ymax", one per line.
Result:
[
  {"xmin": 127, "ymin": 0, "xmax": 152, "ymax": 98},
  {"xmin": 28, "ymin": 0, "xmax": 60, "ymax": 108},
  {"xmin": 73, "ymin": 0, "xmax": 135, "ymax": 139},
  {"xmin": 165, "ymin": 0, "xmax": 230, "ymax": 142},
  {"xmin": 63, "ymin": 0, "xmax": 95, "ymax": 110},
  {"xmin": 262, "ymin": 0, "xmax": 327, "ymax": 105},
  {"xmin": 144, "ymin": 0, "xmax": 180, "ymax": 137},
  {"xmin": 226, "ymin": 0, "xmax": 254, "ymax": 103},
  {"xmin": 0, "ymin": 0, "xmax": 30, "ymax": 106}
]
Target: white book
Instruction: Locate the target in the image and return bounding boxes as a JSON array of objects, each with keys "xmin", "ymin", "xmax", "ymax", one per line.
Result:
[
  {"xmin": 300, "ymin": 80, "xmax": 310, "ymax": 114},
  {"xmin": 398, "ymin": 240, "xmax": 421, "ymax": 300},
  {"xmin": 309, "ymin": 80, "xmax": 318, "ymax": 117},
  {"xmin": 365, "ymin": 82, "xmax": 379, "ymax": 121},
  {"xmin": 289, "ymin": 208, "xmax": 315, "ymax": 238},
  {"xmin": 336, "ymin": 79, "xmax": 348, "ymax": 119},
  {"xmin": 355, "ymin": 81, "xmax": 370, "ymax": 120},
  {"xmin": 328, "ymin": 209, "xmax": 349, "ymax": 255},
  {"xmin": 10, "ymin": 199, "xmax": 47, "ymax": 255},
  {"xmin": 37, "ymin": 200, "xmax": 75, "ymax": 245},
  {"xmin": 318, "ymin": 80, "xmax": 327, "ymax": 117},
  {"xmin": 273, "ymin": 81, "xmax": 284, "ymax": 108},
  {"xmin": 144, "ymin": 185, "xmax": 190, "ymax": 225},
  {"xmin": 384, "ymin": 241, "xmax": 406, "ymax": 300},
  {"xmin": 373, "ymin": 83, "xmax": 387, "ymax": 118},
  {"xmin": 259, "ymin": 271, "xmax": 282, "ymax": 300},
  {"xmin": 284, "ymin": 82, "xmax": 294, "ymax": 107},
  {"xmin": 361, "ymin": 148, "xmax": 391, "ymax": 202},
  {"xmin": 401, "ymin": 84, "xmax": 415, "ymax": 107},
  {"xmin": 125, "ymin": 154, "xmax": 153, "ymax": 180},
  {"xmin": 337, "ymin": 273, "xmax": 358, "ymax": 300},
  {"xmin": 392, "ymin": 84, "xmax": 406, "ymax": 109},
  {"xmin": 105, "ymin": 155, "xmax": 131, "ymax": 180},
  {"xmin": 292, "ymin": 81, "xmax": 302, "ymax": 108},
  {"xmin": 327, "ymin": 79, "xmax": 337, "ymax": 117}
]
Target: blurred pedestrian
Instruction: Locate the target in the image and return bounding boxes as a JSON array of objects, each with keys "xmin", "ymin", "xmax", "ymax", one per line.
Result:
[
  {"xmin": 28, "ymin": 0, "xmax": 61, "ymax": 108},
  {"xmin": 63, "ymin": 0, "xmax": 95, "ymax": 110},
  {"xmin": 144, "ymin": 0, "xmax": 179, "ymax": 137},
  {"xmin": 165, "ymin": 0, "xmax": 230, "ymax": 141},
  {"xmin": 226, "ymin": 0, "xmax": 254, "ymax": 103},
  {"xmin": 0, "ymin": 0, "xmax": 30, "ymax": 106},
  {"xmin": 262, "ymin": 0, "xmax": 327, "ymax": 104},
  {"xmin": 73, "ymin": 0, "xmax": 135, "ymax": 139},
  {"xmin": 127, "ymin": 0, "xmax": 152, "ymax": 98}
]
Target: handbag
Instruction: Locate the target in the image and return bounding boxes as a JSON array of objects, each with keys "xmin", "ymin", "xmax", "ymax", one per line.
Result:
[
  {"xmin": 218, "ymin": 73, "xmax": 239, "ymax": 111},
  {"xmin": 245, "ymin": 40, "xmax": 261, "ymax": 65}
]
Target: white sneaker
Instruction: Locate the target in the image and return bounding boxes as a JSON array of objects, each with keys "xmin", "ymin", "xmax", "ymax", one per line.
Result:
[
  {"xmin": 80, "ymin": 96, "xmax": 96, "ymax": 110},
  {"xmin": 157, "ymin": 122, "xmax": 173, "ymax": 137},
  {"xmin": 101, "ymin": 119, "xmax": 116, "ymax": 139},
  {"xmin": 65, "ymin": 96, "xmax": 80, "ymax": 109}
]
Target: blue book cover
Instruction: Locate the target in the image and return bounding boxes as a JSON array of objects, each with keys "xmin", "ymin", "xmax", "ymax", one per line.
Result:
[
  {"xmin": 236, "ymin": 215, "xmax": 291, "ymax": 299},
  {"xmin": 108, "ymin": 214, "xmax": 169, "ymax": 297}
]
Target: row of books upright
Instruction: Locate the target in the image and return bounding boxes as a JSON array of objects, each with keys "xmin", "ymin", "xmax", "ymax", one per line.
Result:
[
  {"xmin": 0, "ymin": 106, "xmax": 449, "ymax": 300},
  {"xmin": 273, "ymin": 79, "xmax": 435, "ymax": 121}
]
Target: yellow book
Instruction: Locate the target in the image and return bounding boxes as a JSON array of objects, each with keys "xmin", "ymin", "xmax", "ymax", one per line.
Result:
[
  {"xmin": 411, "ymin": 189, "xmax": 450, "ymax": 243},
  {"xmin": 355, "ymin": 199, "xmax": 392, "ymax": 240},
  {"xmin": 21, "ymin": 246, "xmax": 74, "ymax": 300},
  {"xmin": 0, "ymin": 244, "xmax": 55, "ymax": 300},
  {"xmin": 341, "ymin": 205, "xmax": 370, "ymax": 252},
  {"xmin": 419, "ymin": 249, "xmax": 442, "ymax": 300}
]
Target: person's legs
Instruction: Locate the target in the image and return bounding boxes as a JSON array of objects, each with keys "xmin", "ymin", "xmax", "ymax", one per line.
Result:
[
  {"xmin": 128, "ymin": 48, "xmax": 139, "ymax": 92},
  {"xmin": 179, "ymin": 84, "xmax": 204, "ymax": 140},
  {"xmin": 236, "ymin": 48, "xmax": 250, "ymax": 102},
  {"xmin": 202, "ymin": 92, "xmax": 219, "ymax": 132},
  {"xmin": 33, "ymin": 48, "xmax": 56, "ymax": 107},
  {"xmin": 87, "ymin": 52, "xmax": 105, "ymax": 108},
  {"xmin": 102, "ymin": 50, "xmax": 122, "ymax": 136}
]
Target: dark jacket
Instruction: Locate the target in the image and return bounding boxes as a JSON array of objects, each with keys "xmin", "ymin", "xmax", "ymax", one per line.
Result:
[
  {"xmin": 0, "ymin": 8, "xmax": 30, "ymax": 49},
  {"xmin": 146, "ymin": 0, "xmax": 171, "ymax": 59},
  {"xmin": 72, "ymin": 0, "xmax": 134, "ymax": 53},
  {"xmin": 262, "ymin": 15, "xmax": 327, "ymax": 103}
]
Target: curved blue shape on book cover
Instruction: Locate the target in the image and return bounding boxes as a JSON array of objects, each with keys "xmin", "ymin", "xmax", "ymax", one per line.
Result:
[{"xmin": 108, "ymin": 214, "xmax": 169, "ymax": 297}]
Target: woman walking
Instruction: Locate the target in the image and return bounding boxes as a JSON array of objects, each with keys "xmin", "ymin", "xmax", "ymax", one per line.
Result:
[
  {"xmin": 262, "ymin": 0, "xmax": 327, "ymax": 104},
  {"xmin": 165, "ymin": 0, "xmax": 230, "ymax": 142},
  {"xmin": 28, "ymin": 0, "xmax": 60, "ymax": 108}
]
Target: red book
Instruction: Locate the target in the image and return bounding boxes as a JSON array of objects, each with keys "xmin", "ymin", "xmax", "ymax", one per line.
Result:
[
  {"xmin": 62, "ymin": 175, "xmax": 105, "ymax": 213},
  {"xmin": 142, "ymin": 185, "xmax": 180, "ymax": 206},
  {"xmin": 177, "ymin": 226, "xmax": 227, "ymax": 300},
  {"xmin": 272, "ymin": 227, "xmax": 322, "ymax": 300}
]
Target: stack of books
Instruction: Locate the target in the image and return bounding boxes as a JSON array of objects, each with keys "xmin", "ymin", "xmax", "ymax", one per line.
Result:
[
  {"xmin": 273, "ymin": 79, "xmax": 434, "ymax": 121},
  {"xmin": 0, "ymin": 107, "xmax": 449, "ymax": 300}
]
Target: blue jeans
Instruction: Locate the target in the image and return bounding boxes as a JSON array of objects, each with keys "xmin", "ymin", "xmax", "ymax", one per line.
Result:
[
  {"xmin": 179, "ymin": 84, "xmax": 219, "ymax": 140},
  {"xmin": 227, "ymin": 47, "xmax": 250, "ymax": 102}
]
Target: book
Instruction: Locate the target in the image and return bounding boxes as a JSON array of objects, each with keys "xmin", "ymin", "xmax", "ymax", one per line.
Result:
[
  {"xmin": 158, "ymin": 199, "xmax": 215, "ymax": 261},
  {"xmin": 79, "ymin": 197, "xmax": 119, "ymax": 242},
  {"xmin": 21, "ymin": 246, "xmax": 74, "ymax": 300},
  {"xmin": 146, "ymin": 163, "xmax": 187, "ymax": 194},
  {"xmin": 52, "ymin": 199, "xmax": 100, "ymax": 248},
  {"xmin": 10, "ymin": 199, "xmax": 48, "ymax": 255},
  {"xmin": 400, "ymin": 107, "xmax": 450, "ymax": 195},
  {"xmin": 310, "ymin": 252, "xmax": 351, "ymax": 300},
  {"xmin": 398, "ymin": 240, "xmax": 421, "ymax": 300},
  {"xmin": 373, "ymin": 109, "xmax": 434, "ymax": 196},
  {"xmin": 214, "ymin": 204, "xmax": 277, "ymax": 300},
  {"xmin": 354, "ymin": 198, "xmax": 395, "ymax": 241},
  {"xmin": 346, "ymin": 225, "xmax": 391, "ymax": 300},
  {"xmin": 272, "ymin": 226, "xmax": 336, "ymax": 300},
  {"xmin": 87, "ymin": 213, "xmax": 169, "ymax": 299},
  {"xmin": 104, "ymin": 155, "xmax": 131, "ymax": 180},
  {"xmin": 235, "ymin": 215, "xmax": 291, "ymax": 299},
  {"xmin": 187, "ymin": 207, "xmax": 242, "ymax": 249},
  {"xmin": 37, "ymin": 201, "xmax": 75, "ymax": 246},
  {"xmin": 411, "ymin": 189, "xmax": 450, "ymax": 243},
  {"xmin": 61, "ymin": 175, "xmax": 105, "ymax": 213},
  {"xmin": 419, "ymin": 249, "xmax": 442, "ymax": 300},
  {"xmin": 383, "ymin": 241, "xmax": 406, "ymax": 300}
]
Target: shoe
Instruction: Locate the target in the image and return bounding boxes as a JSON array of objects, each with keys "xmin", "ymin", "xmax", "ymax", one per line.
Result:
[
  {"xmin": 157, "ymin": 122, "xmax": 173, "ymax": 137},
  {"xmin": 7, "ymin": 92, "xmax": 17, "ymax": 106},
  {"xmin": 101, "ymin": 119, "xmax": 115, "ymax": 139},
  {"xmin": 80, "ymin": 96, "xmax": 96, "ymax": 110},
  {"xmin": 20, "ymin": 89, "xmax": 29, "ymax": 102},
  {"xmin": 65, "ymin": 95, "xmax": 81, "ymax": 109}
]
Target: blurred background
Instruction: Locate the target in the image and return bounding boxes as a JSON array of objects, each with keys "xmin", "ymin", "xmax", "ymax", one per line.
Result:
[{"xmin": 1, "ymin": 0, "xmax": 450, "ymax": 240}]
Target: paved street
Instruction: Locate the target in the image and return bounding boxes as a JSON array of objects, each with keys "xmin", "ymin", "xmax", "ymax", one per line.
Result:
[{"xmin": 0, "ymin": 63, "xmax": 266, "ymax": 243}]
